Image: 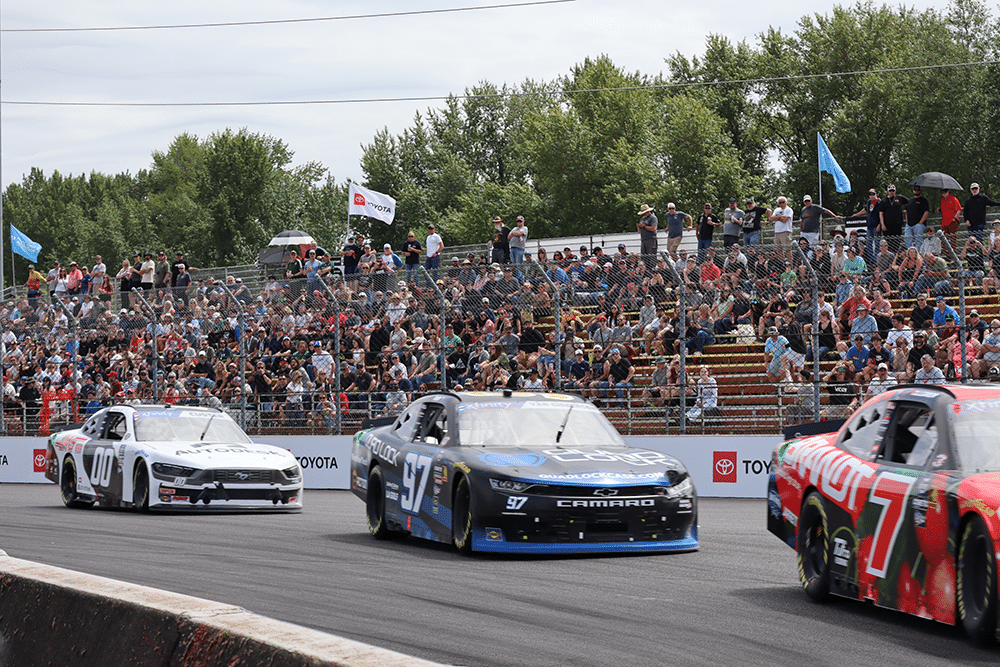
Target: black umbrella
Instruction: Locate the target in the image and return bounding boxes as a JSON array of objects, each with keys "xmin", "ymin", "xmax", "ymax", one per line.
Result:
[
  {"xmin": 908, "ymin": 172, "xmax": 962, "ymax": 190},
  {"xmin": 268, "ymin": 230, "xmax": 315, "ymax": 246}
]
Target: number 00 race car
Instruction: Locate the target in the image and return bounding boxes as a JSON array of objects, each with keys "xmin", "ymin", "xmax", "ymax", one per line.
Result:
[
  {"xmin": 351, "ymin": 390, "xmax": 697, "ymax": 554},
  {"xmin": 45, "ymin": 405, "xmax": 303, "ymax": 511},
  {"xmin": 768, "ymin": 384, "xmax": 1000, "ymax": 643}
]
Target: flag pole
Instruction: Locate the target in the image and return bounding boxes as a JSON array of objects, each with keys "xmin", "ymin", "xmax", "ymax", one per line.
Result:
[{"xmin": 817, "ymin": 133, "xmax": 823, "ymax": 236}]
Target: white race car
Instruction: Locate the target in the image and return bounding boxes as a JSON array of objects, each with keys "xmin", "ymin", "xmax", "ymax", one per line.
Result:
[{"xmin": 44, "ymin": 404, "xmax": 303, "ymax": 512}]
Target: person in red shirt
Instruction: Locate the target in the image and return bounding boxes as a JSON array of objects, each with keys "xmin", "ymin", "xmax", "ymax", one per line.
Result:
[
  {"xmin": 940, "ymin": 188, "xmax": 962, "ymax": 250},
  {"xmin": 66, "ymin": 261, "xmax": 83, "ymax": 296}
]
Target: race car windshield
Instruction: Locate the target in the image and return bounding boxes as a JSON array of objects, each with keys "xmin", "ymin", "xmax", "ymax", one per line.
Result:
[
  {"xmin": 457, "ymin": 401, "xmax": 625, "ymax": 447},
  {"xmin": 133, "ymin": 412, "xmax": 252, "ymax": 443},
  {"xmin": 951, "ymin": 401, "xmax": 1000, "ymax": 472}
]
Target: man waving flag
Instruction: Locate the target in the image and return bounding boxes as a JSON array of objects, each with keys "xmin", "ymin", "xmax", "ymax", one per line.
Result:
[
  {"xmin": 818, "ymin": 132, "xmax": 851, "ymax": 193},
  {"xmin": 348, "ymin": 183, "xmax": 397, "ymax": 225}
]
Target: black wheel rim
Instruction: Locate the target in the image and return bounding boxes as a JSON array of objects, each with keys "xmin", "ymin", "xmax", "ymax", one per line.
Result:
[
  {"xmin": 454, "ymin": 481, "xmax": 471, "ymax": 543},
  {"xmin": 805, "ymin": 521, "xmax": 824, "ymax": 576},
  {"xmin": 61, "ymin": 461, "xmax": 76, "ymax": 501}
]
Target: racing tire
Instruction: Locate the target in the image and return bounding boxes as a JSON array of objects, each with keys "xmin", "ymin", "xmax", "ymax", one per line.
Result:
[
  {"xmin": 798, "ymin": 492, "xmax": 830, "ymax": 602},
  {"xmin": 958, "ymin": 515, "xmax": 997, "ymax": 644},
  {"xmin": 366, "ymin": 466, "xmax": 402, "ymax": 539},
  {"xmin": 133, "ymin": 463, "xmax": 150, "ymax": 513},
  {"xmin": 452, "ymin": 475, "xmax": 473, "ymax": 555},
  {"xmin": 60, "ymin": 457, "xmax": 93, "ymax": 509}
]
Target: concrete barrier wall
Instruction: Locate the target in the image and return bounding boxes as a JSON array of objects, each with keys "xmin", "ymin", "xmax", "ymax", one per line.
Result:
[
  {"xmin": 0, "ymin": 550, "xmax": 444, "ymax": 667},
  {"xmin": 0, "ymin": 434, "xmax": 783, "ymax": 497}
]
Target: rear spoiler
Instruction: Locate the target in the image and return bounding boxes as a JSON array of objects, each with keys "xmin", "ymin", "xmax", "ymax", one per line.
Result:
[
  {"xmin": 361, "ymin": 416, "xmax": 396, "ymax": 431},
  {"xmin": 783, "ymin": 419, "xmax": 845, "ymax": 442}
]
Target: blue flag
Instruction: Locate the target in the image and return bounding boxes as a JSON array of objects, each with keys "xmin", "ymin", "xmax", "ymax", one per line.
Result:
[
  {"xmin": 818, "ymin": 132, "xmax": 851, "ymax": 193},
  {"xmin": 10, "ymin": 224, "xmax": 42, "ymax": 262}
]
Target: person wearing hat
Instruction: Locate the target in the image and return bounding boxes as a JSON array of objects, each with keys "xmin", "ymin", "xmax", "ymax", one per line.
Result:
[
  {"xmin": 974, "ymin": 319, "xmax": 1000, "ymax": 379},
  {"xmin": 663, "ymin": 202, "xmax": 692, "ymax": 256},
  {"xmin": 876, "ymin": 185, "xmax": 907, "ymax": 252},
  {"xmin": 822, "ymin": 364, "xmax": 859, "ymax": 419},
  {"xmin": 636, "ymin": 204, "xmax": 659, "ymax": 266},
  {"xmin": 696, "ymin": 202, "xmax": 722, "ymax": 264},
  {"xmin": 799, "ymin": 194, "xmax": 841, "ymax": 248},
  {"xmin": 24, "ymin": 263, "xmax": 46, "ymax": 309},
  {"xmin": 721, "ymin": 198, "xmax": 745, "ymax": 249},
  {"xmin": 963, "ymin": 182, "xmax": 1000, "ymax": 240},
  {"xmin": 769, "ymin": 196, "xmax": 795, "ymax": 258},
  {"xmin": 851, "ymin": 188, "xmax": 883, "ymax": 262},
  {"xmin": 489, "ymin": 216, "xmax": 511, "ymax": 265},
  {"xmin": 401, "ymin": 229, "xmax": 423, "ymax": 283},
  {"xmin": 903, "ymin": 183, "xmax": 931, "ymax": 250},
  {"xmin": 341, "ymin": 234, "xmax": 362, "ymax": 285},
  {"xmin": 741, "ymin": 197, "xmax": 771, "ymax": 248},
  {"xmin": 424, "ymin": 223, "xmax": 444, "ymax": 279},
  {"xmin": 764, "ymin": 326, "xmax": 789, "ymax": 383},
  {"xmin": 848, "ymin": 302, "xmax": 878, "ymax": 345},
  {"xmin": 507, "ymin": 216, "xmax": 528, "ymax": 265},
  {"xmin": 640, "ymin": 356, "xmax": 671, "ymax": 411},
  {"xmin": 564, "ymin": 348, "xmax": 591, "ymax": 392},
  {"xmin": 843, "ymin": 333, "xmax": 870, "ymax": 379},
  {"xmin": 65, "ymin": 261, "xmax": 84, "ymax": 296},
  {"xmin": 842, "ymin": 245, "xmax": 866, "ymax": 280},
  {"xmin": 865, "ymin": 362, "xmax": 898, "ymax": 397},
  {"xmin": 907, "ymin": 329, "xmax": 935, "ymax": 372}
]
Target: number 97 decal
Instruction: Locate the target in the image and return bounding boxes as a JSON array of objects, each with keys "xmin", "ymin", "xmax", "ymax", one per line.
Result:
[
  {"xmin": 400, "ymin": 452, "xmax": 433, "ymax": 514},
  {"xmin": 506, "ymin": 496, "xmax": 528, "ymax": 510}
]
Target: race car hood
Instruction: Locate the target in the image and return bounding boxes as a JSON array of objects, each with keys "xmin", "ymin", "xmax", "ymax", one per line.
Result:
[
  {"xmin": 143, "ymin": 441, "xmax": 297, "ymax": 469},
  {"xmin": 455, "ymin": 445, "xmax": 685, "ymax": 486}
]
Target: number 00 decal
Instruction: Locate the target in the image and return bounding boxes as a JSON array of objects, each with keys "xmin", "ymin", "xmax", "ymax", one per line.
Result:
[{"xmin": 865, "ymin": 472, "xmax": 917, "ymax": 578}]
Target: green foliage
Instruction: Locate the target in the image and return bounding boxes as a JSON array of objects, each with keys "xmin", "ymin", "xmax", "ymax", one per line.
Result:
[
  {"xmin": 3, "ymin": 129, "xmax": 348, "ymax": 283},
  {"xmin": 5, "ymin": 0, "xmax": 999, "ymax": 285}
]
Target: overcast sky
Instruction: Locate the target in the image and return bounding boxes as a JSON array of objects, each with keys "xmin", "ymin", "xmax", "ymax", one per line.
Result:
[{"xmin": 1, "ymin": 0, "xmax": 942, "ymax": 192}]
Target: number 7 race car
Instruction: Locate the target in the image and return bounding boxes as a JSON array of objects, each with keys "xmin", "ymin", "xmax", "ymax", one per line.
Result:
[
  {"xmin": 45, "ymin": 404, "xmax": 303, "ymax": 511},
  {"xmin": 351, "ymin": 390, "xmax": 698, "ymax": 554},
  {"xmin": 768, "ymin": 384, "xmax": 1000, "ymax": 643}
]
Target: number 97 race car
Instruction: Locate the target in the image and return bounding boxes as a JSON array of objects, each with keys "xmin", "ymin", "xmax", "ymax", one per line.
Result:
[
  {"xmin": 45, "ymin": 404, "xmax": 303, "ymax": 511},
  {"xmin": 768, "ymin": 384, "xmax": 1000, "ymax": 643},
  {"xmin": 351, "ymin": 390, "xmax": 698, "ymax": 554}
]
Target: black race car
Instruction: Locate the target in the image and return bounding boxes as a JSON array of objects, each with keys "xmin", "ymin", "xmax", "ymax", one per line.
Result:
[{"xmin": 350, "ymin": 390, "xmax": 697, "ymax": 554}]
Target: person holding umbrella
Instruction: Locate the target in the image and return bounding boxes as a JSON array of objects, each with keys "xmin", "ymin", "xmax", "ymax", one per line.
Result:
[{"xmin": 940, "ymin": 188, "xmax": 962, "ymax": 250}]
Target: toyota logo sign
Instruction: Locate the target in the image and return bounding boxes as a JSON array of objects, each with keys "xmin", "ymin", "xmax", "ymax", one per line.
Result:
[
  {"xmin": 713, "ymin": 451, "xmax": 737, "ymax": 483},
  {"xmin": 33, "ymin": 449, "xmax": 48, "ymax": 473}
]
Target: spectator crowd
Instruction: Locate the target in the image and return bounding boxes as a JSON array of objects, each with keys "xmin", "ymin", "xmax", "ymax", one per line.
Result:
[{"xmin": 2, "ymin": 184, "xmax": 999, "ymax": 434}]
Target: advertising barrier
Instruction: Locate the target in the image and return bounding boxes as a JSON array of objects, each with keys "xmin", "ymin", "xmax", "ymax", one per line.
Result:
[{"xmin": 0, "ymin": 435, "xmax": 780, "ymax": 498}]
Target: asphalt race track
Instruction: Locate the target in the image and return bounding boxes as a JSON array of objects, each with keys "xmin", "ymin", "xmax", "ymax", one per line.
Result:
[{"xmin": 1, "ymin": 484, "xmax": 996, "ymax": 667}]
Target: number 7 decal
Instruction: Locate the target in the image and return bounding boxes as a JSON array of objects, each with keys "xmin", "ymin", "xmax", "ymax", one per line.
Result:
[
  {"xmin": 400, "ymin": 452, "xmax": 433, "ymax": 514},
  {"xmin": 865, "ymin": 472, "xmax": 917, "ymax": 578}
]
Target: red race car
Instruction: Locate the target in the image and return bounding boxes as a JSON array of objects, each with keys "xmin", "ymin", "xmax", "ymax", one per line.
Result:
[{"xmin": 768, "ymin": 383, "xmax": 1000, "ymax": 643}]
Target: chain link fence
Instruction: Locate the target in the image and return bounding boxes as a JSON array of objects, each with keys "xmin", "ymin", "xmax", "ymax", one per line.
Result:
[{"xmin": 2, "ymin": 231, "xmax": 997, "ymax": 437}]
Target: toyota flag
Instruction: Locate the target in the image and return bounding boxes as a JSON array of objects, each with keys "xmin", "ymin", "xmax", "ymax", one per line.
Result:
[{"xmin": 348, "ymin": 183, "xmax": 396, "ymax": 225}]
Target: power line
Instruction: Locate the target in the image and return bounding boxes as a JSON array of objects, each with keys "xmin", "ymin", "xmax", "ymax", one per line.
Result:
[
  {"xmin": 1, "ymin": 0, "xmax": 576, "ymax": 33},
  {"xmin": 3, "ymin": 59, "xmax": 997, "ymax": 107}
]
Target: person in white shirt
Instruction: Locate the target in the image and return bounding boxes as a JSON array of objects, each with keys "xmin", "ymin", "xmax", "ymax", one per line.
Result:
[
  {"xmin": 866, "ymin": 363, "xmax": 898, "ymax": 397},
  {"xmin": 686, "ymin": 366, "xmax": 718, "ymax": 421},
  {"xmin": 769, "ymin": 196, "xmax": 795, "ymax": 260},
  {"xmin": 885, "ymin": 314, "xmax": 913, "ymax": 352},
  {"xmin": 425, "ymin": 224, "xmax": 444, "ymax": 279}
]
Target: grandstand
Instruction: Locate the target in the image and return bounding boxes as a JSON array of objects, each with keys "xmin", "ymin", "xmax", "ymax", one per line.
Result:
[{"xmin": 2, "ymin": 221, "xmax": 998, "ymax": 438}]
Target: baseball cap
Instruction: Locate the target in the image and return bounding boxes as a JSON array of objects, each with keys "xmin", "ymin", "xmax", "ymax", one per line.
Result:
[
  {"xmin": 990, "ymin": 366, "xmax": 999, "ymax": 378},
  {"xmin": 971, "ymin": 310, "xmax": 980, "ymax": 316},
  {"xmin": 383, "ymin": 243, "xmax": 391, "ymax": 249},
  {"xmin": 854, "ymin": 334, "xmax": 864, "ymax": 340},
  {"xmin": 803, "ymin": 195, "xmax": 812, "ymax": 201},
  {"xmin": 877, "ymin": 363, "xmax": 888, "ymax": 370},
  {"xmin": 971, "ymin": 182, "xmax": 980, "ymax": 189},
  {"xmin": 593, "ymin": 344, "xmax": 603, "ymax": 351},
  {"xmin": 767, "ymin": 326, "xmax": 778, "ymax": 335}
]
